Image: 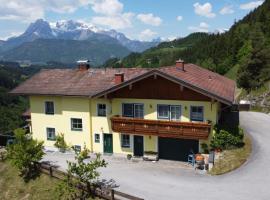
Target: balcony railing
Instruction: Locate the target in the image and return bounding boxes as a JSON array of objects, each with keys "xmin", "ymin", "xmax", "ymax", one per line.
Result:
[{"xmin": 111, "ymin": 116, "xmax": 211, "ymax": 140}]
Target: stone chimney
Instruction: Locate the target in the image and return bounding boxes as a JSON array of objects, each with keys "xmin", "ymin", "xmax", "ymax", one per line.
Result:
[
  {"xmin": 176, "ymin": 59, "xmax": 185, "ymax": 71},
  {"xmin": 114, "ymin": 72, "xmax": 124, "ymax": 84},
  {"xmin": 77, "ymin": 60, "xmax": 90, "ymax": 71}
]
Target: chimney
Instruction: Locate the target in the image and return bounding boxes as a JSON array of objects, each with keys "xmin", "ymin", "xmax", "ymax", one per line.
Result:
[
  {"xmin": 114, "ymin": 72, "xmax": 124, "ymax": 84},
  {"xmin": 77, "ymin": 60, "xmax": 90, "ymax": 71},
  {"xmin": 176, "ymin": 59, "xmax": 185, "ymax": 71}
]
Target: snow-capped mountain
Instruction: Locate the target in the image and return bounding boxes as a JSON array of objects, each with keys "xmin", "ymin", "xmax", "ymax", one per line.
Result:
[{"xmin": 3, "ymin": 19, "xmax": 159, "ymax": 52}]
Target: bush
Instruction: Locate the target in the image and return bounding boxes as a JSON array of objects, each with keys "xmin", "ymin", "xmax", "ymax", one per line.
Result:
[
  {"xmin": 6, "ymin": 128, "xmax": 44, "ymax": 181},
  {"xmin": 54, "ymin": 133, "xmax": 68, "ymax": 152},
  {"xmin": 79, "ymin": 144, "xmax": 90, "ymax": 158},
  {"xmin": 210, "ymin": 127, "xmax": 244, "ymax": 150}
]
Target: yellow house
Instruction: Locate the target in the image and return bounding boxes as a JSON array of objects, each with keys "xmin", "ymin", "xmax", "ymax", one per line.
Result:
[{"xmin": 11, "ymin": 60, "xmax": 235, "ymax": 161}]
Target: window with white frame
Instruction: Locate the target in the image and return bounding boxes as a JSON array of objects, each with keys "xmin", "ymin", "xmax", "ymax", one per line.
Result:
[
  {"xmin": 122, "ymin": 103, "xmax": 144, "ymax": 118},
  {"xmin": 95, "ymin": 133, "xmax": 100, "ymax": 143},
  {"xmin": 190, "ymin": 106, "xmax": 204, "ymax": 122},
  {"xmin": 121, "ymin": 134, "xmax": 130, "ymax": 148},
  {"xmin": 71, "ymin": 118, "xmax": 83, "ymax": 131},
  {"xmin": 46, "ymin": 127, "xmax": 56, "ymax": 141},
  {"xmin": 45, "ymin": 101, "xmax": 54, "ymax": 115},
  {"xmin": 97, "ymin": 104, "xmax": 106, "ymax": 116},
  {"xmin": 157, "ymin": 105, "xmax": 181, "ymax": 120}
]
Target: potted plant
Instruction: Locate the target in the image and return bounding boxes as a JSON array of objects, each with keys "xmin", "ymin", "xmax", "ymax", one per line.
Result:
[
  {"xmin": 127, "ymin": 154, "xmax": 132, "ymax": 160},
  {"xmin": 80, "ymin": 144, "xmax": 90, "ymax": 159},
  {"xmin": 143, "ymin": 151, "xmax": 158, "ymax": 161},
  {"xmin": 54, "ymin": 133, "xmax": 68, "ymax": 153}
]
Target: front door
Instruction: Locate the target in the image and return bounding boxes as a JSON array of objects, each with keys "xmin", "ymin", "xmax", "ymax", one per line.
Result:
[
  {"xmin": 103, "ymin": 134, "xmax": 113, "ymax": 154},
  {"xmin": 134, "ymin": 135, "xmax": 144, "ymax": 156}
]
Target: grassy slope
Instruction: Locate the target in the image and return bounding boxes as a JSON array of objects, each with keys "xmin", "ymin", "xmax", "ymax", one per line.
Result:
[
  {"xmin": 209, "ymin": 134, "xmax": 252, "ymax": 175},
  {"xmin": 0, "ymin": 161, "xmax": 61, "ymax": 200}
]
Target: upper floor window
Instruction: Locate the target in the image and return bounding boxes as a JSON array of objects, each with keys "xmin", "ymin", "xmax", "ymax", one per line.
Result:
[
  {"xmin": 97, "ymin": 104, "xmax": 106, "ymax": 117},
  {"xmin": 45, "ymin": 101, "xmax": 54, "ymax": 115},
  {"xmin": 122, "ymin": 103, "xmax": 144, "ymax": 118},
  {"xmin": 190, "ymin": 106, "xmax": 204, "ymax": 122},
  {"xmin": 157, "ymin": 105, "xmax": 181, "ymax": 121},
  {"xmin": 71, "ymin": 118, "xmax": 83, "ymax": 131},
  {"xmin": 121, "ymin": 134, "xmax": 130, "ymax": 148},
  {"xmin": 46, "ymin": 127, "xmax": 56, "ymax": 141}
]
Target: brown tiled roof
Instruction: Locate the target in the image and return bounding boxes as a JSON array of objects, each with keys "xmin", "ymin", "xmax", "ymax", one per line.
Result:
[{"xmin": 10, "ymin": 64, "xmax": 235, "ymax": 105}]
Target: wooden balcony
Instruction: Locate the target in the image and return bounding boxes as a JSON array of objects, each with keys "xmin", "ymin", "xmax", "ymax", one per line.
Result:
[{"xmin": 111, "ymin": 116, "xmax": 211, "ymax": 140}]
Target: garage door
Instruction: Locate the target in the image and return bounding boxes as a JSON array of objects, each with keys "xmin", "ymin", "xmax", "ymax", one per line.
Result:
[{"xmin": 158, "ymin": 137, "xmax": 199, "ymax": 161}]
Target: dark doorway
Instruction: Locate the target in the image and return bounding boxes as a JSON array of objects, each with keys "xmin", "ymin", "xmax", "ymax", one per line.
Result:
[
  {"xmin": 103, "ymin": 134, "xmax": 113, "ymax": 154},
  {"xmin": 159, "ymin": 137, "xmax": 198, "ymax": 161},
  {"xmin": 133, "ymin": 135, "xmax": 144, "ymax": 156}
]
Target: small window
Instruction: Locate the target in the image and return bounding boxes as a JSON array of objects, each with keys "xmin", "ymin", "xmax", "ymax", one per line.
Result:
[
  {"xmin": 45, "ymin": 101, "xmax": 54, "ymax": 115},
  {"xmin": 95, "ymin": 134, "xmax": 100, "ymax": 143},
  {"xmin": 73, "ymin": 145, "xmax": 81, "ymax": 152},
  {"xmin": 121, "ymin": 134, "xmax": 130, "ymax": 148},
  {"xmin": 157, "ymin": 105, "xmax": 169, "ymax": 119},
  {"xmin": 46, "ymin": 127, "xmax": 56, "ymax": 141},
  {"xmin": 190, "ymin": 106, "xmax": 204, "ymax": 122},
  {"xmin": 122, "ymin": 103, "xmax": 134, "ymax": 117},
  {"xmin": 97, "ymin": 104, "xmax": 106, "ymax": 116},
  {"xmin": 71, "ymin": 118, "xmax": 83, "ymax": 131}
]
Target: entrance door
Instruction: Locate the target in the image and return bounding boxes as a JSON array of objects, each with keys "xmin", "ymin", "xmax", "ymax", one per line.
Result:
[
  {"xmin": 134, "ymin": 135, "xmax": 144, "ymax": 156},
  {"xmin": 103, "ymin": 134, "xmax": 113, "ymax": 154}
]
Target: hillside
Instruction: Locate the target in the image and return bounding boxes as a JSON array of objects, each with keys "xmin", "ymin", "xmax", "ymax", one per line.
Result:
[
  {"xmin": 106, "ymin": 0, "xmax": 270, "ymax": 94},
  {"xmin": 1, "ymin": 38, "xmax": 131, "ymax": 66}
]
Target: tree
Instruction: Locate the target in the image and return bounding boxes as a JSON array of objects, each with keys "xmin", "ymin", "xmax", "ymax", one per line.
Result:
[
  {"xmin": 54, "ymin": 133, "xmax": 68, "ymax": 153},
  {"xmin": 60, "ymin": 147, "xmax": 107, "ymax": 199},
  {"xmin": 7, "ymin": 129, "xmax": 44, "ymax": 181}
]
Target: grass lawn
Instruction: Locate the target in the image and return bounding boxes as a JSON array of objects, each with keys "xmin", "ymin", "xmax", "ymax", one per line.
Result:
[
  {"xmin": 209, "ymin": 134, "xmax": 252, "ymax": 175},
  {"xmin": 0, "ymin": 161, "xmax": 62, "ymax": 200}
]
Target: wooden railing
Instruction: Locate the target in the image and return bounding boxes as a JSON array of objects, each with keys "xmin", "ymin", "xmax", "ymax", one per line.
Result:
[{"xmin": 111, "ymin": 116, "xmax": 211, "ymax": 140}]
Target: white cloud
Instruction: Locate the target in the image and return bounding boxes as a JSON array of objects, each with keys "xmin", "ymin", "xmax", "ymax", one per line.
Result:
[
  {"xmin": 219, "ymin": 5, "xmax": 234, "ymax": 15},
  {"xmin": 139, "ymin": 29, "xmax": 157, "ymax": 41},
  {"xmin": 0, "ymin": 0, "xmax": 89, "ymax": 22},
  {"xmin": 193, "ymin": 2, "xmax": 216, "ymax": 18},
  {"xmin": 137, "ymin": 13, "xmax": 162, "ymax": 26},
  {"xmin": 176, "ymin": 16, "xmax": 183, "ymax": 21},
  {"xmin": 90, "ymin": 0, "xmax": 134, "ymax": 30},
  {"xmin": 240, "ymin": 0, "xmax": 264, "ymax": 10},
  {"xmin": 188, "ymin": 22, "xmax": 209, "ymax": 32}
]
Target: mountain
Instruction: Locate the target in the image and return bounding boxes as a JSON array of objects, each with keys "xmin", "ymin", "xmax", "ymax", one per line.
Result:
[
  {"xmin": 1, "ymin": 38, "xmax": 131, "ymax": 65},
  {"xmin": 1, "ymin": 19, "xmax": 158, "ymax": 53}
]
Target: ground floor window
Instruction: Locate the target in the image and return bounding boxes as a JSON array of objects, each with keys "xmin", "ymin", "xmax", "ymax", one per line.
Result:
[
  {"xmin": 46, "ymin": 127, "xmax": 56, "ymax": 141},
  {"xmin": 95, "ymin": 133, "xmax": 100, "ymax": 143},
  {"xmin": 121, "ymin": 134, "xmax": 130, "ymax": 148},
  {"xmin": 190, "ymin": 106, "xmax": 204, "ymax": 122}
]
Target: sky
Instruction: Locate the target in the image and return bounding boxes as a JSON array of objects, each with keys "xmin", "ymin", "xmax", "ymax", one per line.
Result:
[{"xmin": 0, "ymin": 0, "xmax": 265, "ymax": 41}]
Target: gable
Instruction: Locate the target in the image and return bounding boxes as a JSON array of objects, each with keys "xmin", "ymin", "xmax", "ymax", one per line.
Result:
[{"xmin": 106, "ymin": 75, "xmax": 211, "ymax": 101}]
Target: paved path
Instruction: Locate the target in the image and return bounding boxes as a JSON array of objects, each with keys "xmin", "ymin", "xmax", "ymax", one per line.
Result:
[{"xmin": 43, "ymin": 112, "xmax": 270, "ymax": 200}]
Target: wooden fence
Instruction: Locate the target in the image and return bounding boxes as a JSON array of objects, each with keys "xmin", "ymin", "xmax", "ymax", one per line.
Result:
[{"xmin": 39, "ymin": 162, "xmax": 144, "ymax": 200}]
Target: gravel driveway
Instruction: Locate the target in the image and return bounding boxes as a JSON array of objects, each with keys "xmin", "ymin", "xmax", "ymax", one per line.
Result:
[{"xmin": 42, "ymin": 112, "xmax": 270, "ymax": 200}]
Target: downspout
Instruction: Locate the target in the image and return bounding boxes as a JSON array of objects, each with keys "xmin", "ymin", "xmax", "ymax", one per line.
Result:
[{"xmin": 89, "ymin": 98, "xmax": 93, "ymax": 152}]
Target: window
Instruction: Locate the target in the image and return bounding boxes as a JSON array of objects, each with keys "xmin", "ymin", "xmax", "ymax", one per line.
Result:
[
  {"xmin": 71, "ymin": 118, "xmax": 83, "ymax": 131},
  {"xmin": 97, "ymin": 104, "xmax": 106, "ymax": 116},
  {"xmin": 190, "ymin": 106, "xmax": 204, "ymax": 122},
  {"xmin": 95, "ymin": 134, "xmax": 100, "ymax": 143},
  {"xmin": 122, "ymin": 103, "xmax": 144, "ymax": 118},
  {"xmin": 45, "ymin": 101, "xmax": 54, "ymax": 115},
  {"xmin": 157, "ymin": 105, "xmax": 170, "ymax": 119},
  {"xmin": 121, "ymin": 134, "xmax": 130, "ymax": 148},
  {"xmin": 157, "ymin": 105, "xmax": 181, "ymax": 120},
  {"xmin": 46, "ymin": 127, "xmax": 56, "ymax": 141},
  {"xmin": 122, "ymin": 103, "xmax": 134, "ymax": 117}
]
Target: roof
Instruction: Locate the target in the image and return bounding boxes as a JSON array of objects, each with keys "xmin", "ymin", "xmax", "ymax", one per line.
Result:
[{"xmin": 10, "ymin": 64, "xmax": 236, "ymax": 105}]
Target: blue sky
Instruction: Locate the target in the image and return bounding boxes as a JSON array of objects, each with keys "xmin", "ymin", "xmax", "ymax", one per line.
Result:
[{"xmin": 0, "ymin": 0, "xmax": 264, "ymax": 41}]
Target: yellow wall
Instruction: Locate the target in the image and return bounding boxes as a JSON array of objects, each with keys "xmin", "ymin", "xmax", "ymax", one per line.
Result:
[
  {"xmin": 30, "ymin": 96, "xmax": 219, "ymax": 155},
  {"xmin": 30, "ymin": 96, "xmax": 92, "ymax": 149}
]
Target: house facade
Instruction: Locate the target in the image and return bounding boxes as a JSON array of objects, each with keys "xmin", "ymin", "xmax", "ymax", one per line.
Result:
[{"xmin": 11, "ymin": 60, "xmax": 235, "ymax": 161}]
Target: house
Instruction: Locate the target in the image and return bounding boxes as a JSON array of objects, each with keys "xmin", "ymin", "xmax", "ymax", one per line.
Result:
[{"xmin": 10, "ymin": 60, "xmax": 235, "ymax": 161}]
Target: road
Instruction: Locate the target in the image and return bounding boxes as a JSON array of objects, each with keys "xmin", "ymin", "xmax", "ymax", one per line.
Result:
[{"xmin": 43, "ymin": 112, "xmax": 270, "ymax": 200}]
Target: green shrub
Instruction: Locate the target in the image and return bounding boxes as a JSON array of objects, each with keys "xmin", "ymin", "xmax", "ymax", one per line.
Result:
[
  {"xmin": 200, "ymin": 143, "xmax": 209, "ymax": 154},
  {"xmin": 210, "ymin": 127, "xmax": 244, "ymax": 150},
  {"xmin": 54, "ymin": 133, "xmax": 68, "ymax": 152},
  {"xmin": 6, "ymin": 128, "xmax": 44, "ymax": 181},
  {"xmin": 79, "ymin": 144, "xmax": 90, "ymax": 158}
]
